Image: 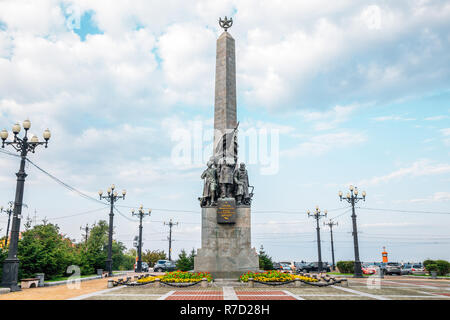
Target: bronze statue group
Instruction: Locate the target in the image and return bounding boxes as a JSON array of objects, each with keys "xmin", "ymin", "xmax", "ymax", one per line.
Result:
[{"xmin": 200, "ymin": 159, "xmax": 253, "ymax": 207}]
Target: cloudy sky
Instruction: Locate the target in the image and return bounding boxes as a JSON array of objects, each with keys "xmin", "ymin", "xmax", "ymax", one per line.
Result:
[{"xmin": 0, "ymin": 0, "xmax": 449, "ymax": 264}]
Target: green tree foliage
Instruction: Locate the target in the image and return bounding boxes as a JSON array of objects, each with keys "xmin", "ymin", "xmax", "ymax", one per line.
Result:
[
  {"xmin": 258, "ymin": 245, "xmax": 274, "ymax": 270},
  {"xmin": 81, "ymin": 220, "xmax": 133, "ymax": 274},
  {"xmin": 0, "ymin": 247, "xmax": 7, "ymax": 280},
  {"xmin": 142, "ymin": 249, "xmax": 167, "ymax": 267},
  {"xmin": 174, "ymin": 248, "xmax": 196, "ymax": 271},
  {"xmin": 423, "ymin": 259, "xmax": 450, "ymax": 276},
  {"xmin": 176, "ymin": 249, "xmax": 193, "ymax": 271},
  {"xmin": 336, "ymin": 261, "xmax": 354, "ymax": 274},
  {"xmin": 1, "ymin": 220, "xmax": 136, "ymax": 280},
  {"xmin": 17, "ymin": 223, "xmax": 79, "ymax": 280},
  {"xmin": 82, "ymin": 220, "xmax": 108, "ymax": 274}
]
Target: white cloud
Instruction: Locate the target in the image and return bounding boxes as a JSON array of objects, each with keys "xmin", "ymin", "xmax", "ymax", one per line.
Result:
[
  {"xmin": 359, "ymin": 159, "xmax": 450, "ymax": 186},
  {"xmin": 372, "ymin": 115, "xmax": 416, "ymax": 122},
  {"xmin": 300, "ymin": 105, "xmax": 359, "ymax": 131},
  {"xmin": 425, "ymin": 115, "xmax": 448, "ymax": 121},
  {"xmin": 440, "ymin": 128, "xmax": 450, "ymax": 146},
  {"xmin": 282, "ymin": 131, "xmax": 367, "ymax": 158},
  {"xmin": 409, "ymin": 192, "xmax": 450, "ymax": 203}
]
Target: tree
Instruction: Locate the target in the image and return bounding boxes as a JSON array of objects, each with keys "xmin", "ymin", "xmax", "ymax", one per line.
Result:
[
  {"xmin": 142, "ymin": 249, "xmax": 167, "ymax": 267},
  {"xmin": 258, "ymin": 245, "xmax": 274, "ymax": 270},
  {"xmin": 83, "ymin": 220, "xmax": 109, "ymax": 274},
  {"xmin": 81, "ymin": 220, "xmax": 132, "ymax": 274},
  {"xmin": 24, "ymin": 215, "xmax": 33, "ymax": 231},
  {"xmin": 176, "ymin": 249, "xmax": 194, "ymax": 271},
  {"xmin": 188, "ymin": 248, "xmax": 196, "ymax": 269},
  {"xmin": 0, "ymin": 247, "xmax": 7, "ymax": 280},
  {"xmin": 17, "ymin": 223, "xmax": 79, "ymax": 280}
]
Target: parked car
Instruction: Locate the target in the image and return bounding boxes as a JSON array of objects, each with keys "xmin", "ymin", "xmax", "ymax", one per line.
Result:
[
  {"xmin": 295, "ymin": 262, "xmax": 309, "ymax": 272},
  {"xmin": 153, "ymin": 260, "xmax": 176, "ymax": 272},
  {"xmin": 401, "ymin": 263, "xmax": 425, "ymax": 275},
  {"xmin": 298, "ymin": 262, "xmax": 331, "ymax": 273},
  {"xmin": 134, "ymin": 261, "xmax": 149, "ymax": 272},
  {"xmin": 276, "ymin": 262, "xmax": 291, "ymax": 272},
  {"xmin": 362, "ymin": 264, "xmax": 378, "ymax": 275},
  {"xmin": 273, "ymin": 262, "xmax": 282, "ymax": 270},
  {"xmin": 372, "ymin": 262, "xmax": 387, "ymax": 274},
  {"xmin": 385, "ymin": 262, "xmax": 402, "ymax": 275}
]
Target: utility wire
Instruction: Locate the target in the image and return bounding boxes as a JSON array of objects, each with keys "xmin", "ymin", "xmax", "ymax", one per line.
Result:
[
  {"xmin": 48, "ymin": 207, "xmax": 106, "ymax": 221},
  {"xmin": 113, "ymin": 205, "xmax": 138, "ymax": 222},
  {"xmin": 0, "ymin": 149, "xmax": 20, "ymax": 158},
  {"xmin": 26, "ymin": 158, "xmax": 107, "ymax": 206}
]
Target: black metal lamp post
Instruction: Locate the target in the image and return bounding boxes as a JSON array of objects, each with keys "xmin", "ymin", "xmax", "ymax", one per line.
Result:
[
  {"xmin": 98, "ymin": 185, "xmax": 126, "ymax": 277},
  {"xmin": 307, "ymin": 206, "xmax": 327, "ymax": 273},
  {"xmin": 131, "ymin": 205, "xmax": 151, "ymax": 273},
  {"xmin": 0, "ymin": 120, "xmax": 51, "ymax": 291},
  {"xmin": 339, "ymin": 185, "xmax": 366, "ymax": 278},
  {"xmin": 324, "ymin": 219, "xmax": 338, "ymax": 271},
  {"xmin": 0, "ymin": 202, "xmax": 14, "ymax": 248}
]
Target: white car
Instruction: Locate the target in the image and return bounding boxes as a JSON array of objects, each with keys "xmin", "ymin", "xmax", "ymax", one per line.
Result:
[{"xmin": 401, "ymin": 264, "xmax": 425, "ymax": 275}]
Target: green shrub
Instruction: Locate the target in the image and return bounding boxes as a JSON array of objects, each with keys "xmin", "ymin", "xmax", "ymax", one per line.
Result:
[
  {"xmin": 423, "ymin": 260, "xmax": 435, "ymax": 269},
  {"xmin": 435, "ymin": 260, "xmax": 450, "ymax": 276},
  {"xmin": 426, "ymin": 263, "xmax": 438, "ymax": 274},
  {"xmin": 423, "ymin": 260, "xmax": 450, "ymax": 276},
  {"xmin": 336, "ymin": 261, "xmax": 354, "ymax": 274}
]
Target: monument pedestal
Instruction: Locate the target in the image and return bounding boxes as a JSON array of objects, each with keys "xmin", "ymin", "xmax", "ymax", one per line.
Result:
[{"xmin": 194, "ymin": 204, "xmax": 259, "ymax": 279}]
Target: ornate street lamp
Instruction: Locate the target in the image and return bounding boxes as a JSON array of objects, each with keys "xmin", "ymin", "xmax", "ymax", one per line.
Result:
[
  {"xmin": 307, "ymin": 206, "xmax": 327, "ymax": 273},
  {"xmin": 99, "ymin": 185, "xmax": 126, "ymax": 277},
  {"xmin": 0, "ymin": 120, "xmax": 50, "ymax": 291},
  {"xmin": 339, "ymin": 185, "xmax": 366, "ymax": 278},
  {"xmin": 131, "ymin": 205, "xmax": 151, "ymax": 273}
]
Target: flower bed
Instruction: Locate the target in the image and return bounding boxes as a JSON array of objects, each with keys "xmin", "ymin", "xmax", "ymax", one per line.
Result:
[
  {"xmin": 239, "ymin": 270, "xmax": 318, "ymax": 283},
  {"xmin": 137, "ymin": 271, "xmax": 212, "ymax": 284}
]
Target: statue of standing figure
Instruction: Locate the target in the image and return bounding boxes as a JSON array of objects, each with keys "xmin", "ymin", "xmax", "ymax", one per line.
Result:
[
  {"xmin": 218, "ymin": 158, "xmax": 235, "ymax": 198},
  {"xmin": 200, "ymin": 160, "xmax": 217, "ymax": 206},
  {"xmin": 234, "ymin": 162, "xmax": 250, "ymax": 205}
]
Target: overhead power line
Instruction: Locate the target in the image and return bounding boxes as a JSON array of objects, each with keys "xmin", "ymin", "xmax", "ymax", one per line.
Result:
[
  {"xmin": 48, "ymin": 207, "xmax": 106, "ymax": 221},
  {"xmin": 26, "ymin": 158, "xmax": 106, "ymax": 206}
]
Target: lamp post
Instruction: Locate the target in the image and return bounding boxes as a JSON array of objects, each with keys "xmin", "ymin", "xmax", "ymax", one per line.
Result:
[
  {"xmin": 99, "ymin": 185, "xmax": 126, "ymax": 277},
  {"xmin": 324, "ymin": 220, "xmax": 338, "ymax": 272},
  {"xmin": 131, "ymin": 205, "xmax": 151, "ymax": 273},
  {"xmin": 0, "ymin": 202, "xmax": 14, "ymax": 248},
  {"xmin": 0, "ymin": 120, "xmax": 51, "ymax": 291},
  {"xmin": 339, "ymin": 185, "xmax": 366, "ymax": 278},
  {"xmin": 307, "ymin": 206, "xmax": 327, "ymax": 273}
]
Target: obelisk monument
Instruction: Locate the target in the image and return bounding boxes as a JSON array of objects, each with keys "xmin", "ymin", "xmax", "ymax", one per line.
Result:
[{"xmin": 195, "ymin": 17, "xmax": 259, "ymax": 279}]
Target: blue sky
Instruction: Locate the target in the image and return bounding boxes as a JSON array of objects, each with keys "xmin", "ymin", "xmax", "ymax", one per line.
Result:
[{"xmin": 0, "ymin": 0, "xmax": 449, "ymax": 264}]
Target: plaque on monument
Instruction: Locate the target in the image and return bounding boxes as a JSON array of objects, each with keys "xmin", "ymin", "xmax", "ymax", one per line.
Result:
[{"xmin": 217, "ymin": 198, "xmax": 236, "ymax": 224}]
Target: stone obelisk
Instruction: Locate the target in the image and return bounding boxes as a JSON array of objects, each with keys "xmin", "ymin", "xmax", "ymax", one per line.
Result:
[
  {"xmin": 213, "ymin": 27, "xmax": 237, "ymax": 160},
  {"xmin": 194, "ymin": 17, "xmax": 259, "ymax": 279}
]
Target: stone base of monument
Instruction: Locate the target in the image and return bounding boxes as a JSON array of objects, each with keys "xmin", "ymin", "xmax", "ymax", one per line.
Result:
[{"xmin": 194, "ymin": 201, "xmax": 259, "ymax": 279}]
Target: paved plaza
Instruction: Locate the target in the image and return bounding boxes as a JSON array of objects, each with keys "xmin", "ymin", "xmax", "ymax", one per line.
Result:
[{"xmin": 1, "ymin": 275, "xmax": 449, "ymax": 300}]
